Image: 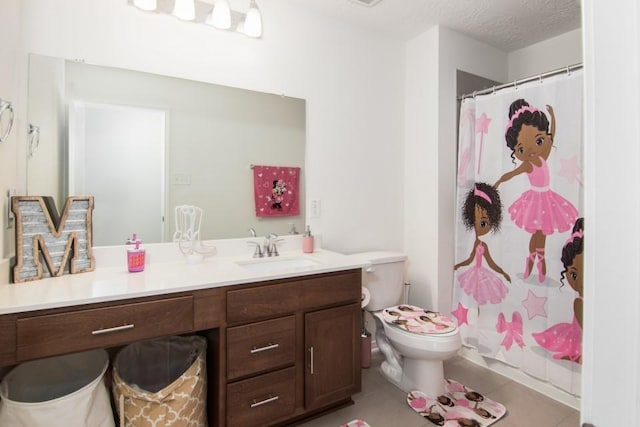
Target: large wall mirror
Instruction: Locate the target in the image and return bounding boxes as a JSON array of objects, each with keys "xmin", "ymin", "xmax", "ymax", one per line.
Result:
[{"xmin": 26, "ymin": 54, "xmax": 306, "ymax": 246}]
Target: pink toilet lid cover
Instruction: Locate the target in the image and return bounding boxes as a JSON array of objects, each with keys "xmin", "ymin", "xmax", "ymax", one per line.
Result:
[{"xmin": 381, "ymin": 304, "xmax": 457, "ymax": 334}]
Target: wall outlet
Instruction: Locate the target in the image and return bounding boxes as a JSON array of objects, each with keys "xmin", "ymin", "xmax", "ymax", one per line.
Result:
[
  {"xmin": 310, "ymin": 199, "xmax": 321, "ymax": 218},
  {"xmin": 172, "ymin": 173, "xmax": 192, "ymax": 186}
]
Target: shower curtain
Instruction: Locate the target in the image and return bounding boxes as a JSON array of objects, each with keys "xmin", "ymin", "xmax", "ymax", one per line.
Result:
[{"xmin": 452, "ymin": 70, "xmax": 583, "ymax": 395}]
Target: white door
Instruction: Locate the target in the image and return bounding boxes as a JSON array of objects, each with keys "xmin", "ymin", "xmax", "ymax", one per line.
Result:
[{"xmin": 69, "ymin": 102, "xmax": 165, "ymax": 246}]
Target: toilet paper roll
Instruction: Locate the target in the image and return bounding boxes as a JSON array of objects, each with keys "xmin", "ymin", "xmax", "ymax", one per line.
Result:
[{"xmin": 361, "ymin": 287, "xmax": 371, "ymax": 308}]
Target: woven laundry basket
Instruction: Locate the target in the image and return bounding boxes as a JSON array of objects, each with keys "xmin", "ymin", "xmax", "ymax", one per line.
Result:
[{"xmin": 112, "ymin": 335, "xmax": 207, "ymax": 427}]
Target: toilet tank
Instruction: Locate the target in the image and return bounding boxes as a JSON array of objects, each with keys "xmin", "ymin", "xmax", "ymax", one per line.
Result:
[{"xmin": 352, "ymin": 251, "xmax": 407, "ymax": 311}]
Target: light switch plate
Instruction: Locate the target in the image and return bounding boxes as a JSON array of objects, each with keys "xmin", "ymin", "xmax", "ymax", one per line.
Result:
[{"xmin": 310, "ymin": 199, "xmax": 321, "ymax": 218}]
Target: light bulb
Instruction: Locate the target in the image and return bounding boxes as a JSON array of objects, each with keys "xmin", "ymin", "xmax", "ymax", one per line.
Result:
[
  {"xmin": 206, "ymin": 0, "xmax": 231, "ymax": 29},
  {"xmin": 133, "ymin": 0, "xmax": 157, "ymax": 11},
  {"xmin": 243, "ymin": 0, "xmax": 262, "ymax": 38},
  {"xmin": 172, "ymin": 0, "xmax": 195, "ymax": 20}
]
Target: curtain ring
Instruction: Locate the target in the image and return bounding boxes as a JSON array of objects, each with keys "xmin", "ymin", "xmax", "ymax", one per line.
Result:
[
  {"xmin": 566, "ymin": 65, "xmax": 571, "ymax": 76},
  {"xmin": 492, "ymin": 86, "xmax": 496, "ymax": 95},
  {"xmin": 0, "ymin": 99, "xmax": 14, "ymax": 143},
  {"xmin": 539, "ymin": 73, "xmax": 543, "ymax": 84}
]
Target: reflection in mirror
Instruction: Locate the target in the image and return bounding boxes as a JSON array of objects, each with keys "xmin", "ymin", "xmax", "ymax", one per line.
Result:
[{"xmin": 27, "ymin": 54, "xmax": 306, "ymax": 246}]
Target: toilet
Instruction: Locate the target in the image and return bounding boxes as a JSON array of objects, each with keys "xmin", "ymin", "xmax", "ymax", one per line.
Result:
[{"xmin": 356, "ymin": 251, "xmax": 461, "ymax": 398}]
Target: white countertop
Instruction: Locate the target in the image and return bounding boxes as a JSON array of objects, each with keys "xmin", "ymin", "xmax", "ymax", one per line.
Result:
[{"xmin": 0, "ymin": 236, "xmax": 369, "ymax": 315}]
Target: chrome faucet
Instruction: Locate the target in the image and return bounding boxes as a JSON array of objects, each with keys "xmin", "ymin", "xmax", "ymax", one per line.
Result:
[
  {"xmin": 249, "ymin": 241, "xmax": 263, "ymax": 258},
  {"xmin": 248, "ymin": 231, "xmax": 281, "ymax": 257},
  {"xmin": 264, "ymin": 233, "xmax": 282, "ymax": 257}
]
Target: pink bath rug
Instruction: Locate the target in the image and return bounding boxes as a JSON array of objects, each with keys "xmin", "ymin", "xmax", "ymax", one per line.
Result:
[
  {"xmin": 341, "ymin": 420, "xmax": 370, "ymax": 427},
  {"xmin": 407, "ymin": 379, "xmax": 506, "ymax": 426},
  {"xmin": 382, "ymin": 304, "xmax": 457, "ymax": 334}
]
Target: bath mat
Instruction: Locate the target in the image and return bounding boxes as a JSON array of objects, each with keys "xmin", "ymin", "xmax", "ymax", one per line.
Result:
[
  {"xmin": 407, "ymin": 379, "xmax": 506, "ymax": 426},
  {"xmin": 341, "ymin": 420, "xmax": 370, "ymax": 427}
]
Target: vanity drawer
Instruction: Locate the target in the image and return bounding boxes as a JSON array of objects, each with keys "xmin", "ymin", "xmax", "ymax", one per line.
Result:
[
  {"xmin": 301, "ymin": 269, "xmax": 361, "ymax": 309},
  {"xmin": 227, "ymin": 315, "xmax": 295, "ymax": 380},
  {"xmin": 227, "ymin": 366, "xmax": 296, "ymax": 427},
  {"xmin": 16, "ymin": 296, "xmax": 194, "ymax": 361},
  {"xmin": 227, "ymin": 281, "xmax": 299, "ymax": 324}
]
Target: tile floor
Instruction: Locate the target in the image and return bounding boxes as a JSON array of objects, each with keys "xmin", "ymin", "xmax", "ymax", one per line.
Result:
[{"xmin": 300, "ymin": 352, "xmax": 580, "ymax": 427}]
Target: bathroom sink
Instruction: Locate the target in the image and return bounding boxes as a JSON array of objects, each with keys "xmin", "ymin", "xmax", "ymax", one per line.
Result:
[{"xmin": 236, "ymin": 257, "xmax": 322, "ymax": 273}]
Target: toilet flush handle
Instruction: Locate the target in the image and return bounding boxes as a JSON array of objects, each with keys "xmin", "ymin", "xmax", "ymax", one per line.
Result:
[{"xmin": 365, "ymin": 267, "xmax": 376, "ymax": 273}]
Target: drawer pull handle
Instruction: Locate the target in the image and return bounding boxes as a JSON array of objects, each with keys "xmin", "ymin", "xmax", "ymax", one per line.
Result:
[
  {"xmin": 309, "ymin": 346, "xmax": 314, "ymax": 375},
  {"xmin": 91, "ymin": 324, "xmax": 135, "ymax": 335},
  {"xmin": 250, "ymin": 343, "xmax": 279, "ymax": 354},
  {"xmin": 250, "ymin": 395, "xmax": 279, "ymax": 408}
]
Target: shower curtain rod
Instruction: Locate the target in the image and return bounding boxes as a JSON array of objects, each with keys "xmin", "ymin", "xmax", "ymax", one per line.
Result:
[{"xmin": 458, "ymin": 62, "xmax": 583, "ymax": 101}]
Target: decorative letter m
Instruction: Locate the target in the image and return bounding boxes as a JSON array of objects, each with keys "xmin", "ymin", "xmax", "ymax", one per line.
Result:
[{"xmin": 12, "ymin": 196, "xmax": 95, "ymax": 283}]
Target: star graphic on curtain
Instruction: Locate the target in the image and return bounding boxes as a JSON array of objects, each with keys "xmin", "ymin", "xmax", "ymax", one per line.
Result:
[
  {"xmin": 558, "ymin": 155, "xmax": 583, "ymax": 186},
  {"xmin": 475, "ymin": 112, "xmax": 491, "ymax": 134},
  {"xmin": 475, "ymin": 112, "xmax": 492, "ymax": 174},
  {"xmin": 452, "ymin": 302, "xmax": 469, "ymax": 325},
  {"xmin": 522, "ymin": 290, "xmax": 548, "ymax": 320}
]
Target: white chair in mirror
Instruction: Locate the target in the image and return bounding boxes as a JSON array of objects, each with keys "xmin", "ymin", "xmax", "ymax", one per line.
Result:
[{"xmin": 173, "ymin": 205, "xmax": 216, "ymax": 264}]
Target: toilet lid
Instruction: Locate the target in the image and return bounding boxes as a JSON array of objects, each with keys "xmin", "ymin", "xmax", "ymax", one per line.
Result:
[{"xmin": 381, "ymin": 304, "xmax": 457, "ymax": 335}]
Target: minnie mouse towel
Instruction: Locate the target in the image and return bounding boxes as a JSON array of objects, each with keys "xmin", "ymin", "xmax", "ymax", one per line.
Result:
[{"xmin": 253, "ymin": 165, "xmax": 301, "ymax": 217}]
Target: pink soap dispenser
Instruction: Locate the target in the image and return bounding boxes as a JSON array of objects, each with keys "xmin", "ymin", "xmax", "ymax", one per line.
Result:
[
  {"xmin": 127, "ymin": 233, "xmax": 146, "ymax": 272},
  {"xmin": 302, "ymin": 226, "xmax": 314, "ymax": 254}
]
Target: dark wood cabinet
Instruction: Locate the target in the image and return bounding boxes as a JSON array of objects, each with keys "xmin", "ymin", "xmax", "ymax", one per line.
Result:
[
  {"xmin": 305, "ymin": 303, "xmax": 361, "ymax": 410},
  {"xmin": 0, "ymin": 268, "xmax": 362, "ymax": 427},
  {"xmin": 224, "ymin": 269, "xmax": 362, "ymax": 427}
]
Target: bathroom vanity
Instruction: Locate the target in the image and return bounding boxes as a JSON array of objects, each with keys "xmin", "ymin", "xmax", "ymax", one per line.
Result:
[{"xmin": 0, "ymin": 242, "xmax": 366, "ymax": 426}]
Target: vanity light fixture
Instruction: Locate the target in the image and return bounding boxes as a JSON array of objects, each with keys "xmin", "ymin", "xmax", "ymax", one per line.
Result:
[
  {"xmin": 172, "ymin": 0, "xmax": 196, "ymax": 20},
  {"xmin": 243, "ymin": 0, "xmax": 262, "ymax": 38},
  {"xmin": 206, "ymin": 0, "xmax": 231, "ymax": 30},
  {"xmin": 133, "ymin": 0, "xmax": 157, "ymax": 11},
  {"xmin": 129, "ymin": 0, "xmax": 262, "ymax": 38}
]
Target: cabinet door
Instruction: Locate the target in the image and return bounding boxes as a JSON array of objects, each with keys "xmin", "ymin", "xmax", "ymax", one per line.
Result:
[{"xmin": 305, "ymin": 303, "xmax": 361, "ymax": 409}]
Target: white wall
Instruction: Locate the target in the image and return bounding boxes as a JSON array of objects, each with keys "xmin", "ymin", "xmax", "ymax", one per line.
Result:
[
  {"xmin": 15, "ymin": 0, "xmax": 406, "ymax": 260},
  {"xmin": 581, "ymin": 0, "xmax": 640, "ymax": 424},
  {"xmin": 404, "ymin": 26, "xmax": 508, "ymax": 312},
  {"xmin": 0, "ymin": 0, "xmax": 26, "ymax": 282},
  {"xmin": 508, "ymin": 28, "xmax": 583, "ymax": 81}
]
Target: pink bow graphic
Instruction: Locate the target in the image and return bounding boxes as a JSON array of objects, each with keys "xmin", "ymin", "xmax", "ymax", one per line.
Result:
[{"xmin": 496, "ymin": 312, "xmax": 525, "ymax": 351}]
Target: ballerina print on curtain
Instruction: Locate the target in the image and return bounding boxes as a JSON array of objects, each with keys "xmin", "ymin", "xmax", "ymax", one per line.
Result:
[{"xmin": 452, "ymin": 70, "xmax": 584, "ymax": 395}]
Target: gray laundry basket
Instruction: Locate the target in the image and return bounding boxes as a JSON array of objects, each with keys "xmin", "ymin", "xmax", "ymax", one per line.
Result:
[{"xmin": 0, "ymin": 349, "xmax": 115, "ymax": 427}]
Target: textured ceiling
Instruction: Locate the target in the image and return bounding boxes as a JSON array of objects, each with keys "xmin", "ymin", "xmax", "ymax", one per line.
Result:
[{"xmin": 294, "ymin": 0, "xmax": 582, "ymax": 52}]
